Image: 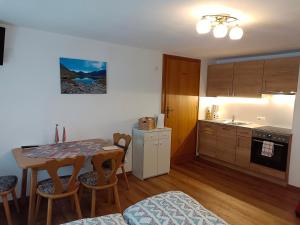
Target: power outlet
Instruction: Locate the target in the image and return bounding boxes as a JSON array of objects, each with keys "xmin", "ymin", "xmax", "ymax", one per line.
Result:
[{"xmin": 257, "ymin": 116, "xmax": 266, "ymax": 121}]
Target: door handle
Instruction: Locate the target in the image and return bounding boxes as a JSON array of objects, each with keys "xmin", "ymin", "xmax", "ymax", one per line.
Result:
[{"xmin": 166, "ymin": 106, "xmax": 174, "ymax": 118}]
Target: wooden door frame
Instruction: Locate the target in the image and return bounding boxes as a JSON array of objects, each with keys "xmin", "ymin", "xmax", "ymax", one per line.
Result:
[{"xmin": 161, "ymin": 54, "xmax": 201, "ymax": 113}]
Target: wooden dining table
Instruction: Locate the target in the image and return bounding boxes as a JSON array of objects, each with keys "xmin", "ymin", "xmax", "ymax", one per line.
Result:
[{"xmin": 12, "ymin": 138, "xmax": 121, "ymax": 225}]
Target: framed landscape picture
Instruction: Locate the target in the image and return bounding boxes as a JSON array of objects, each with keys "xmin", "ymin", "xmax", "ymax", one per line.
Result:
[{"xmin": 60, "ymin": 57, "xmax": 107, "ymax": 94}]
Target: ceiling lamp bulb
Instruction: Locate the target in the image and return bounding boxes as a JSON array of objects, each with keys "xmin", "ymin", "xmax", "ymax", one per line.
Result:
[
  {"xmin": 196, "ymin": 17, "xmax": 211, "ymax": 34},
  {"xmin": 213, "ymin": 23, "xmax": 228, "ymax": 38},
  {"xmin": 229, "ymin": 25, "xmax": 244, "ymax": 40}
]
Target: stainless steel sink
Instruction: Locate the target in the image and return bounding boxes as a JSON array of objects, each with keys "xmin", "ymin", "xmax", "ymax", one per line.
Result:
[{"xmin": 223, "ymin": 121, "xmax": 249, "ymax": 126}]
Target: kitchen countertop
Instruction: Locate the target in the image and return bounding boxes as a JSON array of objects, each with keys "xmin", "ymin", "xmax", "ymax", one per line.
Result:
[{"xmin": 199, "ymin": 119, "xmax": 263, "ymax": 129}]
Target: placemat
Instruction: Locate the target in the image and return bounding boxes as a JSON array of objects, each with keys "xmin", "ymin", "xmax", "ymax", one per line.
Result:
[{"xmin": 23, "ymin": 139, "xmax": 112, "ymax": 159}]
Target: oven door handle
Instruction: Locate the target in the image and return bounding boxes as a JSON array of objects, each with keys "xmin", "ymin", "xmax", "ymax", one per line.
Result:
[{"xmin": 252, "ymin": 138, "xmax": 285, "ymax": 147}]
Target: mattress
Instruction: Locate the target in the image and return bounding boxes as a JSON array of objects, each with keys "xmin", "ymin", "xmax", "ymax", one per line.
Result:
[
  {"xmin": 61, "ymin": 213, "xmax": 128, "ymax": 225},
  {"xmin": 123, "ymin": 191, "xmax": 229, "ymax": 225}
]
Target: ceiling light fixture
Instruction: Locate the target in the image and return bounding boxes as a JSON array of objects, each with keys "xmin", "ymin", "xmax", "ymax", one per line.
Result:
[
  {"xmin": 213, "ymin": 23, "xmax": 228, "ymax": 38},
  {"xmin": 196, "ymin": 17, "xmax": 211, "ymax": 34},
  {"xmin": 196, "ymin": 14, "xmax": 244, "ymax": 40},
  {"xmin": 229, "ymin": 25, "xmax": 244, "ymax": 40}
]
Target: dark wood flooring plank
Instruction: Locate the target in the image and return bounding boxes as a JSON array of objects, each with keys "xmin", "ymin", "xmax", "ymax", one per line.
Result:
[{"xmin": 0, "ymin": 159, "xmax": 300, "ymax": 225}]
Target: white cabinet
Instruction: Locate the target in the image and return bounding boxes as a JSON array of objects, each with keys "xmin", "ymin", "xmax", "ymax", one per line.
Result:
[{"xmin": 132, "ymin": 128, "xmax": 171, "ymax": 180}]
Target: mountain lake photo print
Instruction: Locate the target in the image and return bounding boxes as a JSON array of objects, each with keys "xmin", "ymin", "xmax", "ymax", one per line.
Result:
[{"xmin": 60, "ymin": 57, "xmax": 107, "ymax": 94}]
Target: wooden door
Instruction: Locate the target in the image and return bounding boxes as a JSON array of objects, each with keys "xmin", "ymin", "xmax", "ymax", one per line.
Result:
[
  {"xmin": 216, "ymin": 125, "xmax": 237, "ymax": 163},
  {"xmin": 233, "ymin": 61, "xmax": 264, "ymax": 97},
  {"xmin": 206, "ymin": 63, "xmax": 234, "ymax": 97},
  {"xmin": 198, "ymin": 121, "xmax": 217, "ymax": 158},
  {"xmin": 162, "ymin": 55, "xmax": 200, "ymax": 163},
  {"xmin": 263, "ymin": 57, "xmax": 300, "ymax": 93}
]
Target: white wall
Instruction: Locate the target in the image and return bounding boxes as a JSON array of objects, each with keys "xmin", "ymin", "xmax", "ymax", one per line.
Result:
[
  {"xmin": 0, "ymin": 26, "xmax": 162, "ymax": 192},
  {"xmin": 289, "ymin": 79, "xmax": 300, "ymax": 187},
  {"xmin": 199, "ymin": 95, "xmax": 295, "ymax": 128}
]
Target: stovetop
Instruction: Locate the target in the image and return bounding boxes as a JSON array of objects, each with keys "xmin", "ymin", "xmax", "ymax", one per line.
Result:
[
  {"xmin": 253, "ymin": 126, "xmax": 292, "ymax": 143},
  {"xmin": 254, "ymin": 126, "xmax": 292, "ymax": 136}
]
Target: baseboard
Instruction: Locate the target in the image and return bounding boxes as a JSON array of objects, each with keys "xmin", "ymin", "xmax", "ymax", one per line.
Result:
[
  {"xmin": 171, "ymin": 153, "xmax": 195, "ymax": 165},
  {"xmin": 287, "ymin": 184, "xmax": 300, "ymax": 192},
  {"xmin": 118, "ymin": 171, "xmax": 132, "ymax": 177}
]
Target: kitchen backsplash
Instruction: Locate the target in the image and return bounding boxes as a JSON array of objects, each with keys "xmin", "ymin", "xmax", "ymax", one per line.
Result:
[{"xmin": 199, "ymin": 94, "xmax": 295, "ymax": 129}]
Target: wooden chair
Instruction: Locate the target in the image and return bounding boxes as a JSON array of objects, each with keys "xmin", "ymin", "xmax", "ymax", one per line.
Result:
[
  {"xmin": 0, "ymin": 176, "xmax": 20, "ymax": 225},
  {"xmin": 78, "ymin": 150, "xmax": 123, "ymax": 217},
  {"xmin": 113, "ymin": 133, "xmax": 132, "ymax": 189},
  {"xmin": 35, "ymin": 156, "xmax": 85, "ymax": 225}
]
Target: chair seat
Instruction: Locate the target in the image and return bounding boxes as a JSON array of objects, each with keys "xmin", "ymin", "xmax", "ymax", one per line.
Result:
[
  {"xmin": 0, "ymin": 175, "xmax": 18, "ymax": 192},
  {"xmin": 78, "ymin": 169, "xmax": 111, "ymax": 186},
  {"xmin": 38, "ymin": 175, "xmax": 71, "ymax": 194}
]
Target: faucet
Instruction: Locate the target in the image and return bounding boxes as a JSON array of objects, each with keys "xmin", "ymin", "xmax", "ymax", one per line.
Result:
[{"xmin": 232, "ymin": 115, "xmax": 235, "ymax": 123}]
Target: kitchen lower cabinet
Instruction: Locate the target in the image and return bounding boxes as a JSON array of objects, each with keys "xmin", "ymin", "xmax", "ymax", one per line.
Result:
[
  {"xmin": 132, "ymin": 128, "xmax": 171, "ymax": 180},
  {"xmin": 235, "ymin": 138, "xmax": 251, "ymax": 169},
  {"xmin": 235, "ymin": 136, "xmax": 252, "ymax": 168},
  {"xmin": 198, "ymin": 121, "xmax": 252, "ymax": 166},
  {"xmin": 235, "ymin": 127, "xmax": 252, "ymax": 168},
  {"xmin": 216, "ymin": 125, "xmax": 237, "ymax": 163},
  {"xmin": 198, "ymin": 121, "xmax": 217, "ymax": 157},
  {"xmin": 197, "ymin": 121, "xmax": 289, "ymax": 184}
]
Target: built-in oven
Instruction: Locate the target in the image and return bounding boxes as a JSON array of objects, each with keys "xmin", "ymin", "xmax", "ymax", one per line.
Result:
[{"xmin": 250, "ymin": 127, "xmax": 291, "ymax": 171}]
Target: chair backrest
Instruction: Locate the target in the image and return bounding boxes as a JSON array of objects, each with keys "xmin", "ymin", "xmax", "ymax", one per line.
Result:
[
  {"xmin": 113, "ymin": 133, "xmax": 132, "ymax": 162},
  {"xmin": 91, "ymin": 150, "xmax": 123, "ymax": 186},
  {"xmin": 44, "ymin": 155, "xmax": 85, "ymax": 195}
]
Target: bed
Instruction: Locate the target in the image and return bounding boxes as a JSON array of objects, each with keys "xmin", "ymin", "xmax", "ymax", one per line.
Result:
[{"xmin": 62, "ymin": 191, "xmax": 229, "ymax": 225}]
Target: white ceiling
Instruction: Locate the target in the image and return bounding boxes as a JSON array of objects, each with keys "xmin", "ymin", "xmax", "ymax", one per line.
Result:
[{"xmin": 1, "ymin": 0, "xmax": 300, "ymax": 59}]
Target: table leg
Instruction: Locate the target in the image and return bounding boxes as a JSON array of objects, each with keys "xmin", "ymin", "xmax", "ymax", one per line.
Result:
[
  {"xmin": 21, "ymin": 168, "xmax": 28, "ymax": 206},
  {"xmin": 28, "ymin": 169, "xmax": 37, "ymax": 225}
]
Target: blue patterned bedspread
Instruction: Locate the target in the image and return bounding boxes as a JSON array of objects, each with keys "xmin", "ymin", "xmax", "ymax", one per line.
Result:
[
  {"xmin": 123, "ymin": 191, "xmax": 229, "ymax": 225},
  {"xmin": 61, "ymin": 213, "xmax": 128, "ymax": 225}
]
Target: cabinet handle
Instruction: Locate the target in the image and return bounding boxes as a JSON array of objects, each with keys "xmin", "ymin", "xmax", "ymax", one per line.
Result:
[
  {"xmin": 239, "ymin": 132, "xmax": 250, "ymax": 136},
  {"xmin": 252, "ymin": 139, "xmax": 285, "ymax": 147},
  {"xmin": 222, "ymin": 126, "xmax": 231, "ymax": 130}
]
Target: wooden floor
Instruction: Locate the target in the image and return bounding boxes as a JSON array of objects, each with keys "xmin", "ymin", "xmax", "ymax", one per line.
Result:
[{"xmin": 1, "ymin": 159, "xmax": 300, "ymax": 225}]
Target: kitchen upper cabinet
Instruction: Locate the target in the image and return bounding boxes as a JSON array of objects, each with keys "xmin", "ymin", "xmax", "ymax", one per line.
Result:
[
  {"xmin": 198, "ymin": 122, "xmax": 217, "ymax": 158},
  {"xmin": 216, "ymin": 125, "xmax": 237, "ymax": 164},
  {"xmin": 235, "ymin": 127, "xmax": 252, "ymax": 168},
  {"xmin": 263, "ymin": 57, "xmax": 300, "ymax": 93},
  {"xmin": 233, "ymin": 61, "xmax": 264, "ymax": 97},
  {"xmin": 206, "ymin": 57, "xmax": 300, "ymax": 97},
  {"xmin": 206, "ymin": 63, "xmax": 234, "ymax": 97}
]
